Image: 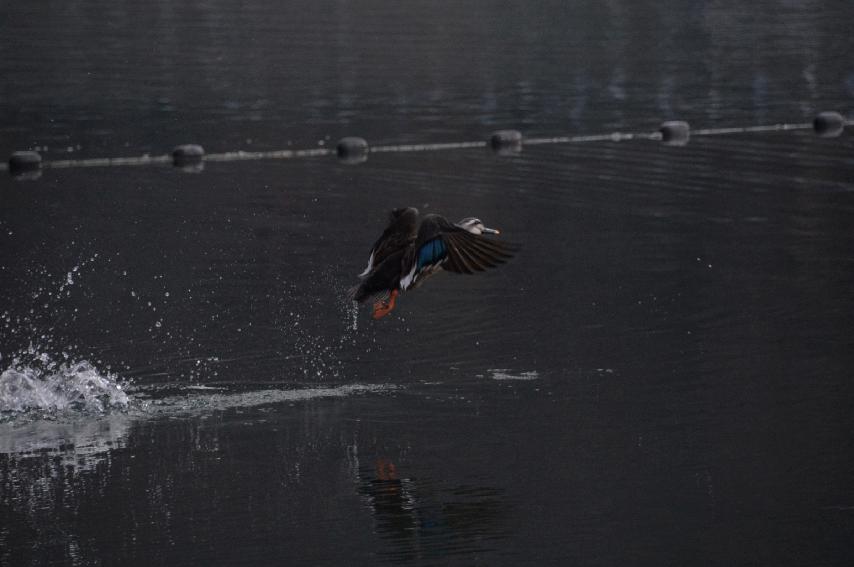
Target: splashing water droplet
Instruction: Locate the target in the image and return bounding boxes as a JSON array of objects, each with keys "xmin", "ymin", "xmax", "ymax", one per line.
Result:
[{"xmin": 0, "ymin": 358, "xmax": 129, "ymax": 415}]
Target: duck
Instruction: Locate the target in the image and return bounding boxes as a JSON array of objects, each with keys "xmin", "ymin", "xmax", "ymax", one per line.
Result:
[{"xmin": 350, "ymin": 207, "xmax": 516, "ymax": 319}]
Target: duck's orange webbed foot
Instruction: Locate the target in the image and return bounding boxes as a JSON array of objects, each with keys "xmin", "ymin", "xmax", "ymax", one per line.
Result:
[{"xmin": 371, "ymin": 290, "xmax": 399, "ymax": 320}]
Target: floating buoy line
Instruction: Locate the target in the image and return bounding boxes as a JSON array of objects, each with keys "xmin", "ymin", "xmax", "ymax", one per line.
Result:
[{"xmin": 2, "ymin": 111, "xmax": 848, "ymax": 178}]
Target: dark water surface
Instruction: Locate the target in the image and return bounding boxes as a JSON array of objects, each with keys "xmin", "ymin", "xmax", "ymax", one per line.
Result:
[{"xmin": 2, "ymin": 1, "xmax": 854, "ymax": 565}]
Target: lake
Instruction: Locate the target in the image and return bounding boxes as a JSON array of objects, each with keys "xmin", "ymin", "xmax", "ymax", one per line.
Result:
[{"xmin": 1, "ymin": 1, "xmax": 853, "ymax": 565}]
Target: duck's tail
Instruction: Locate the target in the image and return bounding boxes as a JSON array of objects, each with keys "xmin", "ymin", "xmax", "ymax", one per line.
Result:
[
  {"xmin": 350, "ymin": 250, "xmax": 404, "ymax": 304},
  {"xmin": 348, "ymin": 281, "xmax": 391, "ymax": 305}
]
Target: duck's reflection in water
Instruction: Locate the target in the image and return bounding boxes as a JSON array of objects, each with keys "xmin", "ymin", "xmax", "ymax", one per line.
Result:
[{"xmin": 358, "ymin": 457, "xmax": 509, "ymax": 563}]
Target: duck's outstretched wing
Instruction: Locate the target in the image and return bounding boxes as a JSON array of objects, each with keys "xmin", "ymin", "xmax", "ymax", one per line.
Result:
[
  {"xmin": 358, "ymin": 207, "xmax": 419, "ymax": 277},
  {"xmin": 400, "ymin": 214, "xmax": 517, "ymax": 289},
  {"xmin": 441, "ymin": 230, "xmax": 517, "ymax": 274}
]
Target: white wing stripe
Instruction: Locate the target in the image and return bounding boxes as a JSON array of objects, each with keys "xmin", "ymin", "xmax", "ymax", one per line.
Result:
[
  {"xmin": 400, "ymin": 263, "xmax": 418, "ymax": 290},
  {"xmin": 358, "ymin": 251, "xmax": 375, "ymax": 277}
]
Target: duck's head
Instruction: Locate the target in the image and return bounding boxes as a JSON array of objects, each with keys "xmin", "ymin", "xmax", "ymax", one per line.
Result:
[
  {"xmin": 456, "ymin": 217, "xmax": 500, "ymax": 235},
  {"xmin": 390, "ymin": 207, "xmax": 419, "ymax": 222}
]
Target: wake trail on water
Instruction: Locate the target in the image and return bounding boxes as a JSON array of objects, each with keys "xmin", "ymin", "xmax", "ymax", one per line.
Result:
[{"xmin": 1, "ymin": 351, "xmax": 397, "ymax": 423}]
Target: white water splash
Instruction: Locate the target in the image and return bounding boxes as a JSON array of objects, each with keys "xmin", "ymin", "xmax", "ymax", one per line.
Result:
[
  {"xmin": 345, "ymin": 298, "xmax": 359, "ymax": 332},
  {"xmin": 276, "ymin": 273, "xmax": 368, "ymax": 381},
  {"xmin": 0, "ymin": 359, "xmax": 129, "ymax": 415}
]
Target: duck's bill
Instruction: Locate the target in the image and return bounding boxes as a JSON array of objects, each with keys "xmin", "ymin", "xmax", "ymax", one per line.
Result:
[{"xmin": 482, "ymin": 227, "xmax": 500, "ymax": 235}]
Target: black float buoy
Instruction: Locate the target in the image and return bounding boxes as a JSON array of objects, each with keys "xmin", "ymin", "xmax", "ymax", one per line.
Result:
[
  {"xmin": 490, "ymin": 130, "xmax": 523, "ymax": 154},
  {"xmin": 660, "ymin": 121, "xmax": 690, "ymax": 146},
  {"xmin": 9, "ymin": 151, "xmax": 42, "ymax": 177},
  {"xmin": 172, "ymin": 144, "xmax": 205, "ymax": 168},
  {"xmin": 336, "ymin": 137, "xmax": 369, "ymax": 164},
  {"xmin": 813, "ymin": 111, "xmax": 845, "ymax": 138}
]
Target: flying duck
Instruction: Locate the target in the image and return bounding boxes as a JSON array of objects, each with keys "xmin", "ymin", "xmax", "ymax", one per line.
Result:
[{"xmin": 350, "ymin": 207, "xmax": 516, "ymax": 319}]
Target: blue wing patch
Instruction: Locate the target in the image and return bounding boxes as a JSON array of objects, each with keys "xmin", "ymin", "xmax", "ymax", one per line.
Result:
[{"xmin": 417, "ymin": 238, "xmax": 447, "ymax": 269}]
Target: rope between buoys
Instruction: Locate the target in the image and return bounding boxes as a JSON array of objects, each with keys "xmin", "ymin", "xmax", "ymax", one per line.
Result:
[{"xmin": 1, "ymin": 121, "xmax": 842, "ymax": 173}]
